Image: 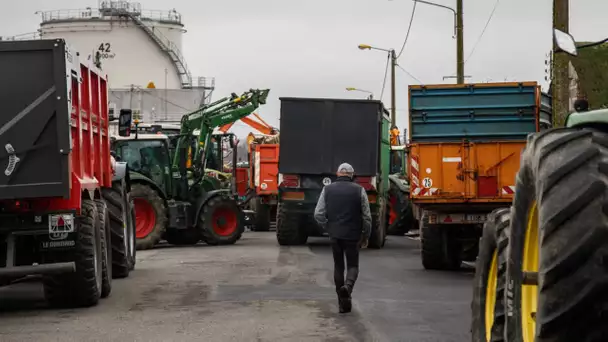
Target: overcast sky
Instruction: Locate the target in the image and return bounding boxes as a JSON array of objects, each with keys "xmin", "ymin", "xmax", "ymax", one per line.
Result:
[{"xmin": 2, "ymin": 0, "xmax": 607, "ymax": 137}]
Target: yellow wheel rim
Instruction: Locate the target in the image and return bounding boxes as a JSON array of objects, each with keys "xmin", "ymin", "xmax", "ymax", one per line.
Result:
[
  {"xmin": 522, "ymin": 202, "xmax": 539, "ymax": 342},
  {"xmin": 485, "ymin": 250, "xmax": 499, "ymax": 341}
]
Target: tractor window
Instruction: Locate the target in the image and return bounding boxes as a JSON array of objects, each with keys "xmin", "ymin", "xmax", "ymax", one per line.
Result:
[
  {"xmin": 115, "ymin": 140, "xmax": 168, "ymax": 185},
  {"xmin": 390, "ymin": 150, "xmax": 404, "ymax": 174}
]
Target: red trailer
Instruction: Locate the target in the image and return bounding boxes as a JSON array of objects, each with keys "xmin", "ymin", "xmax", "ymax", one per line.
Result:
[{"xmin": 0, "ymin": 39, "xmax": 135, "ymax": 308}]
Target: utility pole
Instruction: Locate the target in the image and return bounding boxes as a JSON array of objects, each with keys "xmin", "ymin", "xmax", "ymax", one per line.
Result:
[
  {"xmin": 390, "ymin": 49, "xmax": 397, "ymax": 126},
  {"xmin": 456, "ymin": 0, "xmax": 464, "ymax": 84},
  {"xmin": 553, "ymin": 0, "xmax": 570, "ymax": 126}
]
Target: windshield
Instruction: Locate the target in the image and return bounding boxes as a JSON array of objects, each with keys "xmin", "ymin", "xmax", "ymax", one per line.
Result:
[{"xmin": 114, "ymin": 140, "xmax": 168, "ymax": 185}]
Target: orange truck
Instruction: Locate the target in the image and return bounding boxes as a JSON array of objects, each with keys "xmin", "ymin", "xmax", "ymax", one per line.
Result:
[
  {"xmin": 408, "ymin": 82, "xmax": 551, "ymax": 271},
  {"xmin": 221, "ymin": 114, "xmax": 280, "ymax": 231}
]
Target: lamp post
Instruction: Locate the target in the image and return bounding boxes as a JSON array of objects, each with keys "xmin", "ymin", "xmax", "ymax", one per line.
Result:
[
  {"xmin": 358, "ymin": 44, "xmax": 397, "ymax": 127},
  {"xmin": 346, "ymin": 87, "xmax": 374, "ymax": 100},
  {"xmin": 413, "ymin": 0, "xmax": 464, "ymax": 84}
]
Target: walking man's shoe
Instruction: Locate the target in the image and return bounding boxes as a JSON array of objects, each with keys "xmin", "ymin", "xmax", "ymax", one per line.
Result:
[{"xmin": 338, "ymin": 285, "xmax": 352, "ymax": 313}]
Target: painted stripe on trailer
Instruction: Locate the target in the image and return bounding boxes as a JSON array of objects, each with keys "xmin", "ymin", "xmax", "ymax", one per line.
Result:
[
  {"xmin": 411, "ymin": 175, "xmax": 420, "ymax": 186},
  {"xmin": 501, "ymin": 185, "xmax": 515, "ymax": 195},
  {"xmin": 254, "ymin": 151, "xmax": 261, "ymax": 187}
]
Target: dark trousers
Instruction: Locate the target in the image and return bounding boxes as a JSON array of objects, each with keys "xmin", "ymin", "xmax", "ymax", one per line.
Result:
[{"xmin": 330, "ymin": 238, "xmax": 360, "ymax": 293}]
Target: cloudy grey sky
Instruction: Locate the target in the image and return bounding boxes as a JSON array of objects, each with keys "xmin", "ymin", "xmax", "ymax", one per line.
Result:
[{"xmin": 2, "ymin": 0, "xmax": 606, "ymax": 137}]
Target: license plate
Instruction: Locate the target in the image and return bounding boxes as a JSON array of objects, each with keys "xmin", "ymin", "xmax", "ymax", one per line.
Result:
[{"xmin": 465, "ymin": 214, "xmax": 487, "ymax": 223}]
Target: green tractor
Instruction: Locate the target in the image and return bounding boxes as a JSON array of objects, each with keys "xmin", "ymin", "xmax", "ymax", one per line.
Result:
[
  {"xmin": 471, "ymin": 29, "xmax": 608, "ymax": 342},
  {"xmin": 111, "ymin": 89, "xmax": 270, "ymax": 250}
]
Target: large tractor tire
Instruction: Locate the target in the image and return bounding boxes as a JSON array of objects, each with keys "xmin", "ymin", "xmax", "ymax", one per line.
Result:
[
  {"xmin": 43, "ymin": 199, "xmax": 104, "ymax": 308},
  {"xmin": 102, "ymin": 180, "xmax": 136, "ymax": 278},
  {"xmin": 132, "ymin": 183, "xmax": 167, "ymax": 250},
  {"xmin": 368, "ymin": 198, "xmax": 387, "ymax": 249},
  {"xmin": 420, "ymin": 214, "xmax": 461, "ymax": 270},
  {"xmin": 471, "ymin": 207, "xmax": 510, "ymax": 342},
  {"xmin": 199, "ymin": 194, "xmax": 245, "ymax": 246},
  {"xmin": 505, "ymin": 128, "xmax": 608, "ymax": 342},
  {"xmin": 276, "ymin": 202, "xmax": 308, "ymax": 245},
  {"xmin": 94, "ymin": 199, "xmax": 112, "ymax": 298},
  {"xmin": 165, "ymin": 229, "xmax": 201, "ymax": 245},
  {"xmin": 387, "ymin": 183, "xmax": 414, "ymax": 236},
  {"xmin": 252, "ymin": 198, "xmax": 271, "ymax": 232}
]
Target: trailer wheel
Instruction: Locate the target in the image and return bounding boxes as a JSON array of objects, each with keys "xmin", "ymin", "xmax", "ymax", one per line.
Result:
[
  {"xmin": 387, "ymin": 184, "xmax": 413, "ymax": 236},
  {"xmin": 43, "ymin": 199, "xmax": 103, "ymax": 308},
  {"xmin": 102, "ymin": 179, "xmax": 135, "ymax": 278},
  {"xmin": 199, "ymin": 195, "xmax": 244, "ymax": 245},
  {"xmin": 165, "ymin": 229, "xmax": 201, "ymax": 245},
  {"xmin": 471, "ymin": 207, "xmax": 509, "ymax": 342},
  {"xmin": 368, "ymin": 198, "xmax": 387, "ymax": 249},
  {"xmin": 505, "ymin": 128, "xmax": 608, "ymax": 342},
  {"xmin": 420, "ymin": 214, "xmax": 461, "ymax": 270},
  {"xmin": 94, "ymin": 199, "xmax": 112, "ymax": 298},
  {"xmin": 276, "ymin": 203, "xmax": 308, "ymax": 245},
  {"xmin": 252, "ymin": 198, "xmax": 271, "ymax": 232},
  {"xmin": 132, "ymin": 183, "xmax": 167, "ymax": 250}
]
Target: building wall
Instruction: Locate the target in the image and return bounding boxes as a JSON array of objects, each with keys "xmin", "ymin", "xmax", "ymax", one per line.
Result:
[{"xmin": 40, "ymin": 18, "xmax": 184, "ymax": 89}]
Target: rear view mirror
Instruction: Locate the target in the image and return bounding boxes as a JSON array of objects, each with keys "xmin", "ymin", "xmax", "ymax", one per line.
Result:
[
  {"xmin": 118, "ymin": 109, "xmax": 132, "ymax": 137},
  {"xmin": 229, "ymin": 136, "xmax": 237, "ymax": 149},
  {"xmin": 554, "ymin": 29, "xmax": 577, "ymax": 56}
]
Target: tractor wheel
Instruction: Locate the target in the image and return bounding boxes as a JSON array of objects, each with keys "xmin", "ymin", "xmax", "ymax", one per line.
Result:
[
  {"xmin": 132, "ymin": 183, "xmax": 167, "ymax": 250},
  {"xmin": 102, "ymin": 179, "xmax": 136, "ymax": 278},
  {"xmin": 94, "ymin": 199, "xmax": 112, "ymax": 298},
  {"xmin": 43, "ymin": 199, "xmax": 103, "ymax": 308},
  {"xmin": 128, "ymin": 195, "xmax": 136, "ymax": 270},
  {"xmin": 505, "ymin": 128, "xmax": 608, "ymax": 342},
  {"xmin": 165, "ymin": 229, "xmax": 201, "ymax": 245},
  {"xmin": 276, "ymin": 203, "xmax": 308, "ymax": 245},
  {"xmin": 368, "ymin": 198, "xmax": 387, "ymax": 249},
  {"xmin": 387, "ymin": 184, "xmax": 413, "ymax": 236},
  {"xmin": 252, "ymin": 198, "xmax": 271, "ymax": 232},
  {"xmin": 420, "ymin": 214, "xmax": 461, "ymax": 270},
  {"xmin": 471, "ymin": 207, "xmax": 509, "ymax": 342},
  {"xmin": 199, "ymin": 195, "xmax": 245, "ymax": 245}
]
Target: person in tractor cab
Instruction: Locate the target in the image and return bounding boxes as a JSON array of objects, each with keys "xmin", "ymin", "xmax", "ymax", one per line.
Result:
[
  {"xmin": 574, "ymin": 98, "xmax": 589, "ymax": 112},
  {"xmin": 314, "ymin": 162, "xmax": 372, "ymax": 314}
]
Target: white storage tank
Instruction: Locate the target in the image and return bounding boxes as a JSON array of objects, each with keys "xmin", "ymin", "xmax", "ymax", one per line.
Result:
[{"xmin": 39, "ymin": 1, "xmax": 193, "ymax": 90}]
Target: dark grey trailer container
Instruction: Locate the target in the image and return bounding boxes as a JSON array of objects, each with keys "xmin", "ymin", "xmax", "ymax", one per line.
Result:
[
  {"xmin": 278, "ymin": 97, "xmax": 385, "ymax": 176},
  {"xmin": 0, "ymin": 39, "xmax": 71, "ymax": 200}
]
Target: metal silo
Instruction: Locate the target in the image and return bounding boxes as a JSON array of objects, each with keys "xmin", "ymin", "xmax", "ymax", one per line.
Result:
[{"xmin": 36, "ymin": 0, "xmax": 215, "ymax": 125}]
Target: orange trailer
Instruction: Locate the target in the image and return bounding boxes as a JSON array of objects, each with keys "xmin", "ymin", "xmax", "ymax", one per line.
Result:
[{"xmin": 408, "ymin": 82, "xmax": 551, "ymax": 271}]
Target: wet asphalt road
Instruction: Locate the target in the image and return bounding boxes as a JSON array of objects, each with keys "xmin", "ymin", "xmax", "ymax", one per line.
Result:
[{"xmin": 0, "ymin": 232, "xmax": 473, "ymax": 342}]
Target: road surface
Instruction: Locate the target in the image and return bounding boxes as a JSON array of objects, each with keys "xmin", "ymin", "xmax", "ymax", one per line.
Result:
[{"xmin": 0, "ymin": 232, "xmax": 473, "ymax": 341}]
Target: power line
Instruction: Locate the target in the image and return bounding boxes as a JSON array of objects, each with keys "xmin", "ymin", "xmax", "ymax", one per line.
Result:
[
  {"xmin": 464, "ymin": 0, "xmax": 500, "ymax": 64},
  {"xmin": 379, "ymin": 53, "xmax": 391, "ymax": 100},
  {"xmin": 396, "ymin": 64, "xmax": 422, "ymax": 84},
  {"xmin": 396, "ymin": 1, "xmax": 418, "ymax": 59}
]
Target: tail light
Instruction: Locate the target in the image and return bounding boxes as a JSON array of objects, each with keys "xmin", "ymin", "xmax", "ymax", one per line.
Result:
[
  {"xmin": 279, "ymin": 174, "xmax": 300, "ymax": 188},
  {"xmin": 356, "ymin": 176, "xmax": 376, "ymax": 191}
]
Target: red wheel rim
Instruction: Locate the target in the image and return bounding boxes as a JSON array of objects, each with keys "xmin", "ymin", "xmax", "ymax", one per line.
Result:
[
  {"xmin": 211, "ymin": 207, "xmax": 238, "ymax": 236},
  {"xmin": 388, "ymin": 195, "xmax": 398, "ymax": 225},
  {"xmin": 134, "ymin": 198, "xmax": 156, "ymax": 239}
]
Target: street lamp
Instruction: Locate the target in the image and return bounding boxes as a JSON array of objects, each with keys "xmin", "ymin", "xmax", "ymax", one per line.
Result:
[
  {"xmin": 413, "ymin": 0, "xmax": 463, "ymax": 84},
  {"xmin": 346, "ymin": 87, "xmax": 374, "ymax": 100},
  {"xmin": 358, "ymin": 44, "xmax": 397, "ymax": 127}
]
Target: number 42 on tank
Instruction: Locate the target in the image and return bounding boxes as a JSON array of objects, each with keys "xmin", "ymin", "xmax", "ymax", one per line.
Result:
[{"xmin": 97, "ymin": 42, "xmax": 116, "ymax": 59}]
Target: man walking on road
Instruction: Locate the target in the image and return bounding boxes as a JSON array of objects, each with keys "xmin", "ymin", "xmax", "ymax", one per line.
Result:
[{"xmin": 314, "ymin": 163, "xmax": 372, "ymax": 313}]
